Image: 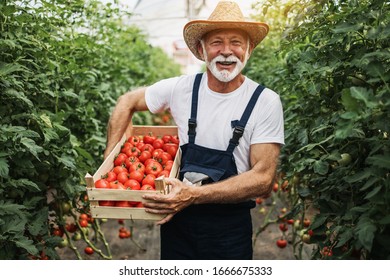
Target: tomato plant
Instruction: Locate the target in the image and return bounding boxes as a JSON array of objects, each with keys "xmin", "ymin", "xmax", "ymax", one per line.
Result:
[
  {"xmin": 248, "ymin": 0, "xmax": 390, "ymax": 259},
  {"xmin": 0, "ymin": 0, "xmax": 180, "ymax": 260}
]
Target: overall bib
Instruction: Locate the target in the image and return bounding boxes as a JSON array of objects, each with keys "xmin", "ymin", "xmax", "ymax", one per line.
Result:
[{"xmin": 160, "ymin": 73, "xmax": 265, "ymax": 260}]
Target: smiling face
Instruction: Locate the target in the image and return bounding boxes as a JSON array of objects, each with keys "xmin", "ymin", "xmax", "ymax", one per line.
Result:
[{"xmin": 199, "ymin": 29, "xmax": 252, "ymax": 84}]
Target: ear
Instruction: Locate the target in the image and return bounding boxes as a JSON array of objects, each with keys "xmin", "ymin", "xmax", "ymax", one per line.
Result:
[{"xmin": 197, "ymin": 41, "xmax": 205, "ymax": 60}]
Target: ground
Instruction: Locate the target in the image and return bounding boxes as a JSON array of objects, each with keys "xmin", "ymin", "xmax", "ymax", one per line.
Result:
[{"xmin": 57, "ymin": 202, "xmax": 314, "ymax": 260}]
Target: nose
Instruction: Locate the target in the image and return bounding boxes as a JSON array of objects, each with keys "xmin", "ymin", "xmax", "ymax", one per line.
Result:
[{"xmin": 220, "ymin": 43, "xmax": 233, "ymax": 57}]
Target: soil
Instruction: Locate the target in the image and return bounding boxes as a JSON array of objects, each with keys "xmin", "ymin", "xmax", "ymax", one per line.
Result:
[{"xmin": 57, "ymin": 202, "xmax": 314, "ymax": 260}]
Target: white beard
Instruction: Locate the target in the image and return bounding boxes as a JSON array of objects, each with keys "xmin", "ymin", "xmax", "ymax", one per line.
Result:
[{"xmin": 202, "ymin": 43, "xmax": 249, "ymax": 83}]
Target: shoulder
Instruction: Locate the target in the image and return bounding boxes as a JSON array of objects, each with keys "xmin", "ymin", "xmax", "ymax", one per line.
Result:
[
  {"xmin": 244, "ymin": 76, "xmax": 281, "ymax": 105},
  {"xmin": 147, "ymin": 74, "xmax": 200, "ymax": 92}
]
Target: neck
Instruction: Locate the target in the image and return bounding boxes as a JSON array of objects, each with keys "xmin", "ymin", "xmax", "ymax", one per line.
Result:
[{"xmin": 206, "ymin": 70, "xmax": 245, "ymax": 93}]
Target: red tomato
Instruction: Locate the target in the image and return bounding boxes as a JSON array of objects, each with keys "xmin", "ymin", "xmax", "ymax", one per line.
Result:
[
  {"xmin": 279, "ymin": 223, "xmax": 288, "ymax": 232},
  {"xmin": 121, "ymin": 142, "xmax": 133, "ymax": 153},
  {"xmin": 142, "ymin": 174, "xmax": 156, "ymax": 187},
  {"xmin": 143, "ymin": 133, "xmax": 156, "ymax": 145},
  {"xmin": 124, "ymin": 179, "xmax": 141, "ymax": 190},
  {"xmin": 113, "ymin": 166, "xmax": 127, "ymax": 175},
  {"xmin": 126, "ymin": 147, "xmax": 141, "ymax": 158},
  {"xmin": 109, "ymin": 181, "xmax": 125, "ymax": 189},
  {"xmin": 276, "ymin": 239, "xmax": 287, "ymax": 248},
  {"xmin": 165, "ymin": 144, "xmax": 178, "ymax": 158},
  {"xmin": 158, "ymin": 170, "xmax": 170, "ymax": 178},
  {"xmin": 95, "ymin": 179, "xmax": 109, "ymax": 189},
  {"xmin": 145, "ymin": 161, "xmax": 163, "ymax": 176},
  {"xmin": 303, "ymin": 218, "xmax": 311, "ymax": 228},
  {"xmin": 129, "ymin": 170, "xmax": 144, "ymax": 183},
  {"xmin": 136, "ymin": 142, "xmax": 145, "ymax": 151},
  {"xmin": 128, "ymin": 136, "xmax": 140, "ymax": 146},
  {"xmin": 141, "ymin": 143, "xmax": 154, "ymax": 153},
  {"xmin": 159, "ymin": 152, "xmax": 172, "ymax": 165},
  {"xmin": 99, "ymin": 200, "xmax": 115, "ymax": 206},
  {"xmin": 152, "ymin": 138, "xmax": 164, "ymax": 150},
  {"xmin": 164, "ymin": 160, "xmax": 174, "ymax": 171},
  {"xmin": 104, "ymin": 171, "xmax": 117, "ymax": 182},
  {"xmin": 115, "ymin": 201, "xmax": 131, "ymax": 207},
  {"xmin": 129, "ymin": 162, "xmax": 145, "ymax": 173},
  {"xmin": 171, "ymin": 135, "xmax": 179, "ymax": 144},
  {"xmin": 117, "ymin": 171, "xmax": 130, "ymax": 184},
  {"xmin": 52, "ymin": 228, "xmax": 64, "ymax": 237},
  {"xmin": 144, "ymin": 158, "xmax": 157, "ymax": 166},
  {"xmin": 84, "ymin": 246, "xmax": 94, "ymax": 255},
  {"xmin": 114, "ymin": 153, "xmax": 128, "ymax": 166},
  {"xmin": 141, "ymin": 184, "xmax": 155, "ymax": 190},
  {"xmin": 162, "ymin": 135, "xmax": 172, "ymax": 143},
  {"xmin": 79, "ymin": 219, "xmax": 88, "ymax": 227},
  {"xmin": 152, "ymin": 148, "xmax": 164, "ymax": 161},
  {"xmin": 125, "ymin": 156, "xmax": 139, "ymax": 169},
  {"xmin": 65, "ymin": 223, "xmax": 77, "ymax": 233},
  {"xmin": 138, "ymin": 150, "xmax": 152, "ymax": 163}
]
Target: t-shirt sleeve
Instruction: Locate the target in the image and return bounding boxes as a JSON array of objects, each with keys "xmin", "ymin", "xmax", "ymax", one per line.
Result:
[
  {"xmin": 251, "ymin": 91, "xmax": 285, "ymax": 145},
  {"xmin": 145, "ymin": 76, "xmax": 180, "ymax": 114}
]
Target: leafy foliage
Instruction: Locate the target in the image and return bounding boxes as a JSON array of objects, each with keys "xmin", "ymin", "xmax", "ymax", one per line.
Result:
[
  {"xmin": 0, "ymin": 0, "xmax": 180, "ymax": 259},
  {"xmin": 247, "ymin": 0, "xmax": 390, "ymax": 259}
]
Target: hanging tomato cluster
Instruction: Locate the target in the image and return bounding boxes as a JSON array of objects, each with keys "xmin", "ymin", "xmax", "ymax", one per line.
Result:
[{"xmin": 94, "ymin": 133, "xmax": 179, "ymax": 208}]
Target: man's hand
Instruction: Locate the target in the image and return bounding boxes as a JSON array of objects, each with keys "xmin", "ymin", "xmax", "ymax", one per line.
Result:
[{"xmin": 142, "ymin": 178, "xmax": 198, "ymax": 225}]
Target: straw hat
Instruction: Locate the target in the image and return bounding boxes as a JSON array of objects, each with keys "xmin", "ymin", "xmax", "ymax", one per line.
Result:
[{"xmin": 183, "ymin": 1, "xmax": 269, "ymax": 61}]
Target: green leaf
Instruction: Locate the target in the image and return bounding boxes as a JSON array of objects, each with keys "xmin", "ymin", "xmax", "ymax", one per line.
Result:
[
  {"xmin": 310, "ymin": 214, "xmax": 327, "ymax": 230},
  {"xmin": 336, "ymin": 228, "xmax": 353, "ymax": 248},
  {"xmin": 379, "ymin": 215, "xmax": 390, "ymax": 225},
  {"xmin": 350, "ymin": 87, "xmax": 376, "ymax": 108},
  {"xmin": 341, "ymin": 89, "xmax": 360, "ymax": 112},
  {"xmin": 40, "ymin": 114, "xmax": 52, "ymax": 128},
  {"xmin": 4, "ymin": 89, "xmax": 34, "ymax": 108},
  {"xmin": 0, "ymin": 201, "xmax": 26, "ymax": 217},
  {"xmin": 364, "ymin": 185, "xmax": 382, "ymax": 200},
  {"xmin": 0, "ymin": 62, "xmax": 30, "ymax": 76},
  {"xmin": 57, "ymin": 154, "xmax": 76, "ymax": 169},
  {"xmin": 20, "ymin": 137, "xmax": 43, "ymax": 160},
  {"xmin": 366, "ymin": 154, "xmax": 390, "ymax": 169},
  {"xmin": 15, "ymin": 237, "xmax": 39, "ymax": 255},
  {"xmin": 355, "ymin": 217, "xmax": 377, "ymax": 251},
  {"xmin": 332, "ymin": 22, "xmax": 362, "ymax": 34},
  {"xmin": 0, "ymin": 157, "xmax": 9, "ymax": 178},
  {"xmin": 6, "ymin": 178, "xmax": 40, "ymax": 192},
  {"xmin": 313, "ymin": 160, "xmax": 328, "ymax": 175}
]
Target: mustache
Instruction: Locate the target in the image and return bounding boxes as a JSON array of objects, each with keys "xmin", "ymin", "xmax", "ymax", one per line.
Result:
[{"xmin": 213, "ymin": 55, "xmax": 240, "ymax": 63}]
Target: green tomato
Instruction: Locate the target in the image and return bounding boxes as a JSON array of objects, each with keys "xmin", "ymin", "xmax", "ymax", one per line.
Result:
[
  {"xmin": 338, "ymin": 153, "xmax": 352, "ymax": 166},
  {"xmin": 58, "ymin": 238, "xmax": 69, "ymax": 248},
  {"xmin": 72, "ymin": 232, "xmax": 82, "ymax": 241}
]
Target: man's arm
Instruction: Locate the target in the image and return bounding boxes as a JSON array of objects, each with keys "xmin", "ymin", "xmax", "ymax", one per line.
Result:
[
  {"xmin": 142, "ymin": 142, "xmax": 281, "ymax": 224},
  {"xmin": 104, "ymin": 87, "xmax": 148, "ymax": 159}
]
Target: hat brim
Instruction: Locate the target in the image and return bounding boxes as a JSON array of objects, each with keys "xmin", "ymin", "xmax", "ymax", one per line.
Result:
[{"xmin": 183, "ymin": 20, "xmax": 269, "ymax": 61}]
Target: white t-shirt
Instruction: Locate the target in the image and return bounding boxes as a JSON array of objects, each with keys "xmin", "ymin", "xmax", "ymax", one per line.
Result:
[{"xmin": 145, "ymin": 73, "xmax": 284, "ymax": 174}]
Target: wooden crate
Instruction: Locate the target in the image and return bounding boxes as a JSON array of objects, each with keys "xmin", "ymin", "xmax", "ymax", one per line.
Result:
[{"xmin": 85, "ymin": 125, "xmax": 181, "ymax": 220}]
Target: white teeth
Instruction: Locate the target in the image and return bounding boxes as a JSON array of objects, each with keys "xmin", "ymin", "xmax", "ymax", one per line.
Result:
[{"xmin": 219, "ymin": 61, "xmax": 235, "ymax": 65}]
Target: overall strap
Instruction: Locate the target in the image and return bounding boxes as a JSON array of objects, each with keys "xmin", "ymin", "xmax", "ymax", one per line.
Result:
[
  {"xmin": 226, "ymin": 84, "xmax": 265, "ymax": 153},
  {"xmin": 188, "ymin": 73, "xmax": 203, "ymax": 144}
]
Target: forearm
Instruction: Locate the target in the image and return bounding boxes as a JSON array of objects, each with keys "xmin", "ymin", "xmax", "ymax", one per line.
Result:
[
  {"xmin": 104, "ymin": 88, "xmax": 148, "ymax": 158},
  {"xmin": 193, "ymin": 168, "xmax": 274, "ymax": 205},
  {"xmin": 193, "ymin": 143, "xmax": 281, "ymax": 204}
]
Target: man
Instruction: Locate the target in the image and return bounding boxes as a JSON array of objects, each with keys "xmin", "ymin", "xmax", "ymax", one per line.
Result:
[{"xmin": 104, "ymin": 1, "xmax": 284, "ymax": 259}]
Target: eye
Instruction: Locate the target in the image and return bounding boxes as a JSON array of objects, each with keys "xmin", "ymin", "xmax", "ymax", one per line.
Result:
[
  {"xmin": 232, "ymin": 40, "xmax": 243, "ymax": 46},
  {"xmin": 210, "ymin": 40, "xmax": 222, "ymax": 46}
]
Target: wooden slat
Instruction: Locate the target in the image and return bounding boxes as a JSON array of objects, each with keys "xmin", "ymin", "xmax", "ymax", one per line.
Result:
[
  {"xmin": 86, "ymin": 188, "xmax": 163, "ymax": 202},
  {"xmin": 131, "ymin": 125, "xmax": 178, "ymax": 137},
  {"xmin": 89, "ymin": 206, "xmax": 166, "ymax": 220}
]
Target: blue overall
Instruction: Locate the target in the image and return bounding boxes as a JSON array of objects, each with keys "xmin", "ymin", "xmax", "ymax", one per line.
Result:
[{"xmin": 160, "ymin": 73, "xmax": 265, "ymax": 260}]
